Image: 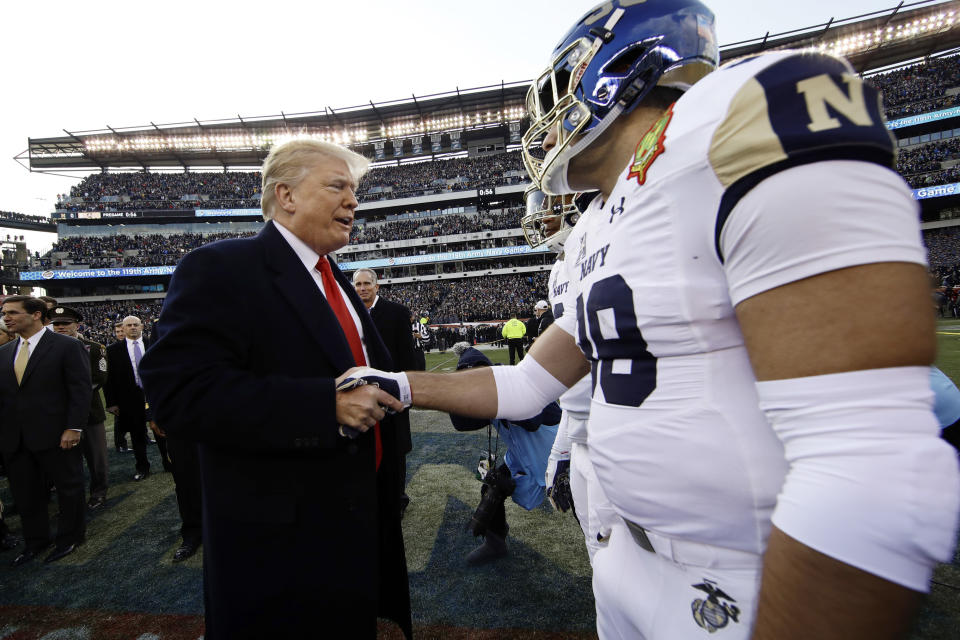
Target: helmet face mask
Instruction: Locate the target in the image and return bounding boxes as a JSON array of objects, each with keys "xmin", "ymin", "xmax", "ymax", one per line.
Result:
[
  {"xmin": 522, "ymin": 187, "xmax": 582, "ymax": 253},
  {"xmin": 521, "ymin": 0, "xmax": 718, "ymax": 195}
]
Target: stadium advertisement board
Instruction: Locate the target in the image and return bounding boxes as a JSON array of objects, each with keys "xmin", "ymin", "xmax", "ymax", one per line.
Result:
[
  {"xmin": 21, "ymin": 266, "xmax": 177, "ymax": 281},
  {"xmin": 338, "ymin": 244, "xmax": 549, "ymax": 271},
  {"xmin": 887, "ymin": 106, "xmax": 960, "ymax": 130},
  {"xmin": 195, "ymin": 208, "xmax": 262, "ymax": 217},
  {"xmin": 913, "ymin": 181, "xmax": 960, "ymax": 199},
  {"xmin": 21, "ymin": 246, "xmax": 550, "ymax": 280},
  {"xmin": 54, "ymin": 208, "xmax": 261, "ymax": 220}
]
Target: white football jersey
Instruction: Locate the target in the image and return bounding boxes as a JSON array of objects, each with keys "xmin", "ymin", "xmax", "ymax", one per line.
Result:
[
  {"xmin": 549, "ymin": 252, "xmax": 593, "ymax": 435},
  {"xmin": 553, "ymin": 50, "xmax": 927, "ymax": 554}
]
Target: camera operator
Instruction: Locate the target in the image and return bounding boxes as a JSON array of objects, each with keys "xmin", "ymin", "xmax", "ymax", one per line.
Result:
[{"xmin": 448, "ymin": 343, "xmax": 560, "ymax": 565}]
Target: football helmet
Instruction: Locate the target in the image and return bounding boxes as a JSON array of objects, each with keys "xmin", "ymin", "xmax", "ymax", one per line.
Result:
[
  {"xmin": 522, "ymin": 0, "xmax": 718, "ymax": 194},
  {"xmin": 522, "ymin": 186, "xmax": 583, "ymax": 253}
]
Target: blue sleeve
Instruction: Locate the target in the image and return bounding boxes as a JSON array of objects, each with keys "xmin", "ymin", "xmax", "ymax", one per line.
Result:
[
  {"xmin": 512, "ymin": 401, "xmax": 562, "ymax": 431},
  {"xmin": 930, "ymin": 366, "xmax": 960, "ymax": 429}
]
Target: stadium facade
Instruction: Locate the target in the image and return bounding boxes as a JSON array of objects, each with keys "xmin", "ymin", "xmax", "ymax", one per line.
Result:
[{"xmin": 9, "ymin": 0, "xmax": 960, "ymax": 338}]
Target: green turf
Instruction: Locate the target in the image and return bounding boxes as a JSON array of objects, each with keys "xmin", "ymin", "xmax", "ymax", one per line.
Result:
[
  {"xmin": 0, "ymin": 343, "xmax": 957, "ymax": 637},
  {"xmin": 937, "ymin": 319, "xmax": 960, "ymax": 380}
]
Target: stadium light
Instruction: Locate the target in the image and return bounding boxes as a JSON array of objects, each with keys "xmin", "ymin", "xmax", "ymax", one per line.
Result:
[
  {"xmin": 818, "ymin": 10, "xmax": 956, "ymax": 57},
  {"xmin": 380, "ymin": 106, "xmax": 525, "ymax": 142},
  {"xmin": 82, "ymin": 127, "xmax": 371, "ymax": 155}
]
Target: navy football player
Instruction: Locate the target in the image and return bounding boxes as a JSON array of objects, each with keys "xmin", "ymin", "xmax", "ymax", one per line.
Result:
[
  {"xmin": 344, "ymin": 1, "xmax": 960, "ymax": 637},
  {"xmin": 524, "ymin": 188, "xmax": 619, "ymax": 566}
]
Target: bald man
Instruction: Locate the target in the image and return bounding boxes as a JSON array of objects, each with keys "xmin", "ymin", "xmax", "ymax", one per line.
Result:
[{"xmin": 104, "ymin": 316, "xmax": 165, "ymax": 480}]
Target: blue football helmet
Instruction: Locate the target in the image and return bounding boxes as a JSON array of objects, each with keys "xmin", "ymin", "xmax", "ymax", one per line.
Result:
[{"xmin": 522, "ymin": 0, "xmax": 718, "ymax": 195}]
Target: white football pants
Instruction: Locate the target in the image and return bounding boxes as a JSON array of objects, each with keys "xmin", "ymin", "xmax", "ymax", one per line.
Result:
[{"xmin": 592, "ymin": 519, "xmax": 762, "ymax": 639}]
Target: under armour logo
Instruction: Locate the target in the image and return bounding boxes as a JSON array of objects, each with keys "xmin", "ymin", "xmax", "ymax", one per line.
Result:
[{"xmin": 609, "ymin": 197, "xmax": 625, "ymax": 224}]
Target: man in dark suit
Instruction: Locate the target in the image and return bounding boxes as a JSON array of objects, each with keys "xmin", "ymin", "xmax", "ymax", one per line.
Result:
[
  {"xmin": 50, "ymin": 306, "xmax": 110, "ymax": 509},
  {"xmin": 353, "ymin": 267, "xmax": 419, "ymax": 516},
  {"xmin": 104, "ymin": 315, "xmax": 169, "ymax": 480},
  {"xmin": 110, "ymin": 321, "xmax": 129, "ymax": 452},
  {"xmin": 533, "ymin": 300, "xmax": 554, "ymax": 344},
  {"xmin": 0, "ymin": 295, "xmax": 91, "ymax": 566},
  {"xmin": 140, "ymin": 139, "xmax": 412, "ymax": 639}
]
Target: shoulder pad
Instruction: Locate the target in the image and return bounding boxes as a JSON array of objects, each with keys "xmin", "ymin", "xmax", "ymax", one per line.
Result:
[
  {"xmin": 711, "ymin": 52, "xmax": 893, "ymax": 189},
  {"xmin": 711, "ymin": 51, "xmax": 896, "ymax": 260}
]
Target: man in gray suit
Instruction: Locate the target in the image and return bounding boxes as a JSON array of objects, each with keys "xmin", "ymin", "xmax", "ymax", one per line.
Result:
[{"xmin": 0, "ymin": 295, "xmax": 91, "ymax": 566}]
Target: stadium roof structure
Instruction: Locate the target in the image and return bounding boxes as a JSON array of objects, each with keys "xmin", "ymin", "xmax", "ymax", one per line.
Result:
[{"xmin": 21, "ymin": 0, "xmax": 960, "ymax": 174}]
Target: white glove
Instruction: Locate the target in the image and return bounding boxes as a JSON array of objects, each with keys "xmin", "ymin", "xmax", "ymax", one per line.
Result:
[{"xmin": 338, "ymin": 367, "xmax": 412, "ymax": 409}]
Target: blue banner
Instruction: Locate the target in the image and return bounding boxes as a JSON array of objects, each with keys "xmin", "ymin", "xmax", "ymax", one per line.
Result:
[
  {"xmin": 195, "ymin": 208, "xmax": 261, "ymax": 217},
  {"xmin": 913, "ymin": 182, "xmax": 960, "ymax": 200},
  {"xmin": 887, "ymin": 106, "xmax": 960, "ymax": 130},
  {"xmin": 21, "ymin": 265, "xmax": 177, "ymax": 281},
  {"xmin": 339, "ymin": 244, "xmax": 549, "ymax": 271}
]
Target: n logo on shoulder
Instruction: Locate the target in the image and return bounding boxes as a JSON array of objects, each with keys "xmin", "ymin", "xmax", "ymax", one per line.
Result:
[{"xmin": 797, "ymin": 74, "xmax": 872, "ymax": 132}]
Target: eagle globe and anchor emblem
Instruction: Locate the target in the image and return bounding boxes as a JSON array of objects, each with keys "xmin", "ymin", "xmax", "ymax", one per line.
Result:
[{"xmin": 691, "ymin": 579, "xmax": 741, "ymax": 633}]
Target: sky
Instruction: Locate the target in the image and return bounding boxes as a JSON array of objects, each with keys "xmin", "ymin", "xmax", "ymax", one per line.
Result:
[{"xmin": 0, "ymin": 0, "xmax": 925, "ymax": 253}]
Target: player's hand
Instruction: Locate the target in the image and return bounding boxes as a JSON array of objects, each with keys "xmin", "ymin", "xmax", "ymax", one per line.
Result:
[
  {"xmin": 546, "ymin": 457, "xmax": 573, "ymax": 512},
  {"xmin": 60, "ymin": 429, "xmax": 82, "ymax": 450},
  {"xmin": 335, "ymin": 367, "xmax": 364, "ymax": 387},
  {"xmin": 338, "ymin": 367, "xmax": 411, "ymax": 409},
  {"xmin": 106, "ymin": 405, "xmax": 119, "ymax": 416},
  {"xmin": 335, "ymin": 384, "xmax": 402, "ymax": 433}
]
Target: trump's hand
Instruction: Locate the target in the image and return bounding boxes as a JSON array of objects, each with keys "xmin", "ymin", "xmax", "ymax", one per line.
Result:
[
  {"xmin": 335, "ymin": 384, "xmax": 403, "ymax": 432},
  {"xmin": 149, "ymin": 420, "xmax": 166, "ymax": 438},
  {"xmin": 60, "ymin": 429, "xmax": 81, "ymax": 450}
]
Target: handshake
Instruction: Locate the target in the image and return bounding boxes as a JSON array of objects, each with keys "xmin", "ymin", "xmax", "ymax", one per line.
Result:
[{"xmin": 335, "ymin": 367, "xmax": 412, "ymax": 438}]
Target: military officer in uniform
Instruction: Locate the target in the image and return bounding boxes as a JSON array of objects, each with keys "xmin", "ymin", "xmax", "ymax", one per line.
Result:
[{"xmin": 50, "ymin": 306, "xmax": 109, "ymax": 509}]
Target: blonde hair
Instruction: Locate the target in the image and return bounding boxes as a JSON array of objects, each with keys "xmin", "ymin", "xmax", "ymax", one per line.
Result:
[{"xmin": 261, "ymin": 139, "xmax": 370, "ymax": 220}]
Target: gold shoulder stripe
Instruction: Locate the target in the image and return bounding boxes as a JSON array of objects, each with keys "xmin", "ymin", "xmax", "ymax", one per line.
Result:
[{"xmin": 709, "ymin": 77, "xmax": 787, "ymax": 190}]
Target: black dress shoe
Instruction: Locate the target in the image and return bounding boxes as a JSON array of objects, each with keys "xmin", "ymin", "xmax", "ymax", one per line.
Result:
[
  {"xmin": 87, "ymin": 496, "xmax": 106, "ymax": 510},
  {"xmin": 11, "ymin": 546, "xmax": 47, "ymax": 567},
  {"xmin": 172, "ymin": 541, "xmax": 200, "ymax": 562},
  {"xmin": 44, "ymin": 543, "xmax": 79, "ymax": 563},
  {"xmin": 133, "ymin": 471, "xmax": 150, "ymax": 481},
  {"xmin": 1, "ymin": 534, "xmax": 21, "ymax": 551}
]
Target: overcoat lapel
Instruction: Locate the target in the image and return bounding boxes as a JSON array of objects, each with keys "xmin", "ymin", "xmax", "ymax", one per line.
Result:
[{"xmin": 260, "ymin": 222, "xmax": 356, "ymax": 373}]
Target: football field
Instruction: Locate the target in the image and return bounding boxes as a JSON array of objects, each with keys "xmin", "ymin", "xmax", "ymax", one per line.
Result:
[{"xmin": 0, "ymin": 343, "xmax": 955, "ymax": 638}]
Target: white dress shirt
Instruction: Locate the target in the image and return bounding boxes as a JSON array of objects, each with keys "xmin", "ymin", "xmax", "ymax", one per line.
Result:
[
  {"xmin": 126, "ymin": 337, "xmax": 147, "ymax": 387},
  {"xmin": 274, "ymin": 223, "xmax": 369, "ymax": 364}
]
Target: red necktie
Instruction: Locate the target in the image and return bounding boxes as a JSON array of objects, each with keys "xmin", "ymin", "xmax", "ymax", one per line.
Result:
[{"xmin": 316, "ymin": 256, "xmax": 381, "ymax": 470}]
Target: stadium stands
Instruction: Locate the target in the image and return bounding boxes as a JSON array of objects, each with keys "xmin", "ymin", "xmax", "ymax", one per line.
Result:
[
  {"xmin": 56, "ymin": 152, "xmax": 527, "ymax": 212},
  {"xmin": 21, "ymin": 53, "xmax": 960, "ymax": 337},
  {"xmin": 871, "ymin": 53, "xmax": 960, "ymax": 119}
]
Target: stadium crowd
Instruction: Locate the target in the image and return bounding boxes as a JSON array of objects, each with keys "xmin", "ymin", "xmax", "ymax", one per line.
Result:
[
  {"xmin": 56, "ymin": 153, "xmax": 527, "ymax": 212},
  {"xmin": 898, "ymin": 137, "xmax": 960, "ymax": 177},
  {"xmin": 381, "ymin": 273, "xmax": 548, "ymax": 324},
  {"xmin": 357, "ymin": 153, "xmax": 526, "ymax": 202},
  {"xmin": 44, "ymin": 232, "xmax": 258, "ymax": 268},
  {"xmin": 872, "ymin": 53, "xmax": 960, "ymax": 119},
  {"xmin": 64, "ymin": 300, "xmax": 164, "ymax": 347},
  {"xmin": 352, "ymin": 209, "xmax": 523, "ymax": 244}
]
